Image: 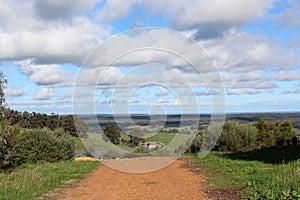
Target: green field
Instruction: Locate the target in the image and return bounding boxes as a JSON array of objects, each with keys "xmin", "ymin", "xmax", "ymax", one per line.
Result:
[
  {"xmin": 79, "ymin": 133, "xmax": 115, "ymax": 150},
  {"xmin": 0, "ymin": 161, "xmax": 99, "ymax": 200},
  {"xmin": 192, "ymin": 148, "xmax": 300, "ymax": 199},
  {"xmin": 79, "ymin": 132, "xmax": 191, "ymax": 152}
]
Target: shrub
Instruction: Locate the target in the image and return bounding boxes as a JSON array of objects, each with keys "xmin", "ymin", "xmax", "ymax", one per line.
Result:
[
  {"xmin": 133, "ymin": 146, "xmax": 152, "ymax": 153},
  {"xmin": 255, "ymin": 118, "xmax": 296, "ymax": 148},
  {"xmin": 0, "ymin": 121, "xmax": 20, "ymax": 170},
  {"xmin": 185, "ymin": 130, "xmax": 206, "ymax": 153},
  {"xmin": 215, "ymin": 121, "xmax": 257, "ymax": 152},
  {"xmin": 15, "ymin": 128, "xmax": 75, "ymax": 165}
]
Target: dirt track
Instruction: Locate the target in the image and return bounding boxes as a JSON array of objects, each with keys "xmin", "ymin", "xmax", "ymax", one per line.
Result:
[{"xmin": 57, "ymin": 157, "xmax": 212, "ymax": 200}]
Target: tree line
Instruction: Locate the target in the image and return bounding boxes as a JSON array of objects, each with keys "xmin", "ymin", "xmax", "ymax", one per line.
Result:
[{"xmin": 0, "ymin": 110, "xmax": 88, "ymax": 138}]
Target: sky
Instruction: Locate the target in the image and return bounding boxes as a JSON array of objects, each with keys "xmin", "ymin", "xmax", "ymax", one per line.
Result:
[{"xmin": 0, "ymin": 0, "xmax": 299, "ymax": 115}]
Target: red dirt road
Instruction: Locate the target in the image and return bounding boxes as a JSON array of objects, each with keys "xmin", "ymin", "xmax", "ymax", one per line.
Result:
[{"xmin": 57, "ymin": 157, "xmax": 212, "ymax": 200}]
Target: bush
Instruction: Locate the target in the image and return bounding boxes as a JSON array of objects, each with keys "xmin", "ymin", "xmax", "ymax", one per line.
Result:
[
  {"xmin": 0, "ymin": 121, "xmax": 20, "ymax": 170},
  {"xmin": 255, "ymin": 118, "xmax": 296, "ymax": 148},
  {"xmin": 185, "ymin": 130, "xmax": 206, "ymax": 153},
  {"xmin": 215, "ymin": 121, "xmax": 257, "ymax": 152},
  {"xmin": 15, "ymin": 128, "xmax": 75, "ymax": 165}
]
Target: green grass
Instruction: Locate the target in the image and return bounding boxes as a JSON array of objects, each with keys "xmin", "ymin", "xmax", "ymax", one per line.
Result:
[
  {"xmin": 81, "ymin": 132, "xmax": 190, "ymax": 151},
  {"xmin": 144, "ymin": 133, "xmax": 190, "ymax": 144},
  {"xmin": 144, "ymin": 133, "xmax": 176, "ymax": 144},
  {"xmin": 75, "ymin": 137, "xmax": 87, "ymax": 150},
  {"xmin": 192, "ymin": 148, "xmax": 300, "ymax": 199},
  {"xmin": 0, "ymin": 161, "xmax": 99, "ymax": 200},
  {"xmin": 80, "ymin": 133, "xmax": 114, "ymax": 150}
]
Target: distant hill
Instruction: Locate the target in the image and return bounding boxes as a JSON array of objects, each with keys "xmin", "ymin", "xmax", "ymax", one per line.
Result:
[{"xmin": 79, "ymin": 112, "xmax": 300, "ymax": 132}]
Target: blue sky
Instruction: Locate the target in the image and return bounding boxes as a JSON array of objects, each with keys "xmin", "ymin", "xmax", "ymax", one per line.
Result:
[{"xmin": 0, "ymin": 0, "xmax": 299, "ymax": 115}]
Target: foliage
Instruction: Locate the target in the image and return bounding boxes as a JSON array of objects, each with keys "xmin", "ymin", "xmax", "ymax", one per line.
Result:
[
  {"xmin": 103, "ymin": 124, "xmax": 121, "ymax": 145},
  {"xmin": 2, "ymin": 110, "xmax": 88, "ymax": 138},
  {"xmin": 133, "ymin": 146, "xmax": 152, "ymax": 153},
  {"xmin": 15, "ymin": 128, "xmax": 75, "ymax": 165},
  {"xmin": 1, "ymin": 121, "xmax": 76, "ymax": 170},
  {"xmin": 0, "ymin": 121, "xmax": 20, "ymax": 170},
  {"xmin": 185, "ymin": 129, "xmax": 206, "ymax": 153},
  {"xmin": 127, "ymin": 128, "xmax": 145, "ymax": 147},
  {"xmin": 0, "ymin": 71, "xmax": 7, "ymax": 116},
  {"xmin": 255, "ymin": 118, "xmax": 296, "ymax": 148},
  {"xmin": 215, "ymin": 121, "xmax": 257, "ymax": 152},
  {"xmin": 188, "ymin": 119, "xmax": 298, "ymax": 154},
  {"xmin": 60, "ymin": 115, "xmax": 88, "ymax": 138},
  {"xmin": 0, "ymin": 161, "xmax": 98, "ymax": 200}
]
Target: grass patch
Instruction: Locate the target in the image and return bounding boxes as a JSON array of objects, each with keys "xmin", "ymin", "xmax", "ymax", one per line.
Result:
[
  {"xmin": 144, "ymin": 133, "xmax": 190, "ymax": 144},
  {"xmin": 192, "ymin": 148, "xmax": 300, "ymax": 199},
  {"xmin": 146, "ymin": 181, "xmax": 157, "ymax": 185},
  {"xmin": 80, "ymin": 133, "xmax": 114, "ymax": 150},
  {"xmin": 75, "ymin": 137, "xmax": 88, "ymax": 150},
  {"xmin": 0, "ymin": 161, "xmax": 99, "ymax": 200},
  {"xmin": 144, "ymin": 133, "xmax": 176, "ymax": 144}
]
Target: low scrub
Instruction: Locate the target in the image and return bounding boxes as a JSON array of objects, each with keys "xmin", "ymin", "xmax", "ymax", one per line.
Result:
[
  {"xmin": 215, "ymin": 121, "xmax": 257, "ymax": 152},
  {"xmin": 0, "ymin": 122, "xmax": 75, "ymax": 170},
  {"xmin": 189, "ymin": 119, "xmax": 298, "ymax": 154},
  {"xmin": 15, "ymin": 128, "xmax": 75, "ymax": 165}
]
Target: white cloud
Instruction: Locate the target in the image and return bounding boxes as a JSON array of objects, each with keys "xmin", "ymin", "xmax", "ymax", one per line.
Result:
[
  {"xmin": 0, "ymin": 1, "xmax": 109, "ymax": 64},
  {"xmin": 63, "ymin": 90, "xmax": 93, "ymax": 99},
  {"xmin": 282, "ymin": 87, "xmax": 300, "ymax": 94},
  {"xmin": 270, "ymin": 70, "xmax": 300, "ymax": 81},
  {"xmin": 97, "ymin": 0, "xmax": 137, "ymax": 21},
  {"xmin": 97, "ymin": 0, "xmax": 275, "ymax": 38},
  {"xmin": 0, "ymin": 0, "xmax": 297, "ymax": 101},
  {"xmin": 16, "ymin": 60, "xmax": 74, "ymax": 86},
  {"xmin": 101, "ymin": 89, "xmax": 113, "ymax": 97},
  {"xmin": 4, "ymin": 88, "xmax": 26, "ymax": 97},
  {"xmin": 277, "ymin": 0, "xmax": 300, "ymax": 29},
  {"xmin": 34, "ymin": 0, "xmax": 100, "ymax": 21},
  {"xmin": 83, "ymin": 29, "xmax": 218, "ymax": 74},
  {"xmin": 182, "ymin": 89, "xmax": 219, "ymax": 96},
  {"xmin": 76, "ymin": 67, "xmax": 123, "ymax": 87},
  {"xmin": 34, "ymin": 88, "xmax": 58, "ymax": 100},
  {"xmin": 227, "ymin": 88, "xmax": 274, "ymax": 95},
  {"xmin": 155, "ymin": 88, "xmax": 170, "ymax": 97},
  {"xmin": 157, "ymin": 98, "xmax": 180, "ymax": 106},
  {"xmin": 201, "ymin": 29, "xmax": 282, "ymax": 72}
]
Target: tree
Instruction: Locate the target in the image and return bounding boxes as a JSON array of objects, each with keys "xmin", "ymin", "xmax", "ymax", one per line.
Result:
[
  {"xmin": 73, "ymin": 115, "xmax": 88, "ymax": 138},
  {"xmin": 128, "ymin": 128, "xmax": 145, "ymax": 147},
  {"xmin": 59, "ymin": 115, "xmax": 88, "ymax": 138},
  {"xmin": 0, "ymin": 72, "xmax": 7, "ymax": 118},
  {"xmin": 255, "ymin": 118, "xmax": 296, "ymax": 148},
  {"xmin": 255, "ymin": 118, "xmax": 275, "ymax": 148},
  {"xmin": 103, "ymin": 124, "xmax": 121, "ymax": 145}
]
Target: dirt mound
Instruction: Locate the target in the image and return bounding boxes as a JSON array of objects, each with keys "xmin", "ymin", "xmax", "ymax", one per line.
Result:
[{"xmin": 74, "ymin": 157, "xmax": 100, "ymax": 162}]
